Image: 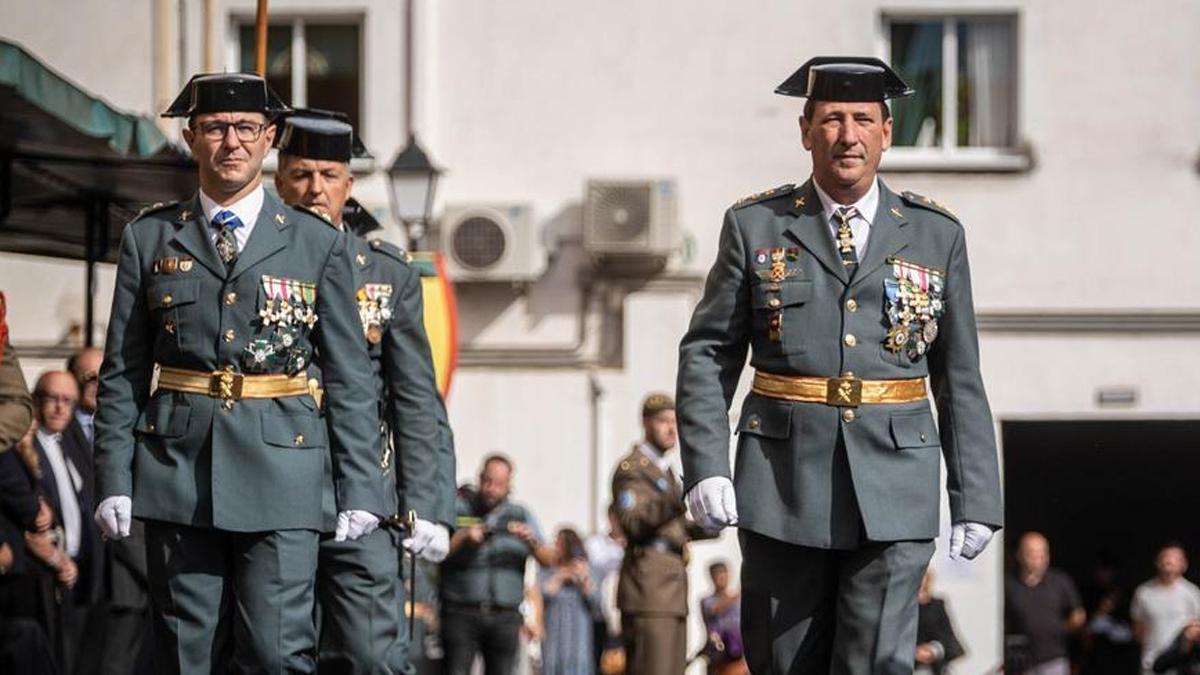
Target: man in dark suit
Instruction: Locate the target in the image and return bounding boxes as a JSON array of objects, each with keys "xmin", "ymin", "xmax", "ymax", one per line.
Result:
[{"xmin": 31, "ymin": 371, "xmax": 101, "ymax": 674}]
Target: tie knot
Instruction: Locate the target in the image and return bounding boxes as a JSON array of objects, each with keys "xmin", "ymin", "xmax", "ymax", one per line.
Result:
[
  {"xmin": 835, "ymin": 206, "xmax": 858, "ymax": 224},
  {"xmin": 213, "ymin": 210, "xmax": 243, "ymax": 231}
]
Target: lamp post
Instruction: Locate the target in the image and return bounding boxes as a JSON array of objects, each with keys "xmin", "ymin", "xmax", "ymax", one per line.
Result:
[{"xmin": 386, "ymin": 132, "xmax": 441, "ymax": 249}]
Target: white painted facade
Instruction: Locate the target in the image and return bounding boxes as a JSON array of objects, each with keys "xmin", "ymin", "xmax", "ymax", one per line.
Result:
[{"xmin": 3, "ymin": 2, "xmax": 1200, "ymax": 672}]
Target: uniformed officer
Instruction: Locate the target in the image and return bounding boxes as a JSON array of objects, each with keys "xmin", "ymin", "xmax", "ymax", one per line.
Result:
[
  {"xmin": 612, "ymin": 393, "xmax": 710, "ymax": 675},
  {"xmin": 0, "ymin": 292, "xmax": 33, "ymax": 451},
  {"xmin": 273, "ymin": 109, "xmax": 457, "ymax": 673},
  {"xmin": 677, "ymin": 57, "xmax": 1003, "ymax": 674},
  {"xmin": 91, "ymin": 73, "xmax": 384, "ymax": 674}
]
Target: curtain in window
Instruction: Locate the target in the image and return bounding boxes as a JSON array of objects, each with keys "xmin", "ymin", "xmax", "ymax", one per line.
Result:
[
  {"xmin": 962, "ymin": 18, "xmax": 1015, "ymax": 147},
  {"xmin": 890, "ymin": 21, "xmax": 944, "ymax": 147}
]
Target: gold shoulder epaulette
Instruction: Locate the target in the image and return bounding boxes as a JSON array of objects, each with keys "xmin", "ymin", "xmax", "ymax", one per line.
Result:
[
  {"xmin": 369, "ymin": 238, "xmax": 413, "ymax": 265},
  {"xmin": 900, "ymin": 191, "xmax": 960, "ymax": 223},
  {"xmin": 134, "ymin": 201, "xmax": 179, "ymax": 220},
  {"xmin": 290, "ymin": 203, "xmax": 334, "ymax": 224},
  {"xmin": 734, "ymin": 183, "xmax": 795, "ymax": 209}
]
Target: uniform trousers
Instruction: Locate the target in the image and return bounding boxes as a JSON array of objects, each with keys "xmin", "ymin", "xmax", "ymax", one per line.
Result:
[
  {"xmin": 144, "ymin": 520, "xmax": 320, "ymax": 675},
  {"xmin": 740, "ymin": 530, "xmax": 934, "ymax": 675},
  {"xmin": 622, "ymin": 613, "xmax": 687, "ymax": 675},
  {"xmin": 315, "ymin": 527, "xmax": 409, "ymax": 675}
]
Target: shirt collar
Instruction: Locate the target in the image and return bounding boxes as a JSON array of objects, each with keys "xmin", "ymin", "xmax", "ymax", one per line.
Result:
[
  {"xmin": 35, "ymin": 427, "xmax": 63, "ymax": 446},
  {"xmin": 811, "ymin": 177, "xmax": 880, "ymax": 226},
  {"xmin": 637, "ymin": 442, "xmax": 672, "ymax": 474},
  {"xmin": 199, "ymin": 183, "xmax": 265, "ymax": 230}
]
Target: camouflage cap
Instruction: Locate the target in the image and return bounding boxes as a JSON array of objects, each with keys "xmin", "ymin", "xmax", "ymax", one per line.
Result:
[{"xmin": 641, "ymin": 392, "xmax": 675, "ymax": 418}]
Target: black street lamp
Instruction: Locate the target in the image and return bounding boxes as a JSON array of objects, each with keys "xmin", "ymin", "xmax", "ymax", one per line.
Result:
[{"xmin": 386, "ymin": 132, "xmax": 441, "ymax": 248}]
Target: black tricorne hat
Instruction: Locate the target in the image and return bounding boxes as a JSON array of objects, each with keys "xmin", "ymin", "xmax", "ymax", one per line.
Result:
[
  {"xmin": 775, "ymin": 56, "xmax": 914, "ymax": 101},
  {"xmin": 342, "ymin": 198, "xmax": 383, "ymax": 237},
  {"xmin": 162, "ymin": 72, "xmax": 289, "ymax": 118},
  {"xmin": 275, "ymin": 108, "xmax": 372, "ymax": 161}
]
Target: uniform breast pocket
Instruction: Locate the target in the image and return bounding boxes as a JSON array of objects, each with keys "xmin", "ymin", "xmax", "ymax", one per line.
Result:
[
  {"xmin": 751, "ymin": 279, "xmax": 813, "ymax": 355},
  {"xmin": 146, "ymin": 280, "xmax": 200, "ymax": 348}
]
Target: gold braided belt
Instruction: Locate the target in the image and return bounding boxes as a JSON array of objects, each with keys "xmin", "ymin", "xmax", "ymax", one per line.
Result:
[
  {"xmin": 752, "ymin": 370, "xmax": 927, "ymax": 407},
  {"xmin": 157, "ymin": 365, "xmax": 311, "ymax": 408}
]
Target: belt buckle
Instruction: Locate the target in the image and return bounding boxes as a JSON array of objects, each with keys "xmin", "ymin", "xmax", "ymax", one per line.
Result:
[
  {"xmin": 826, "ymin": 374, "xmax": 862, "ymax": 407},
  {"xmin": 210, "ymin": 367, "xmax": 244, "ymax": 408}
]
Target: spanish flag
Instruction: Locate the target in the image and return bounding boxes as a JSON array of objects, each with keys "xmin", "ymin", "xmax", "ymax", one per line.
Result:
[{"xmin": 411, "ymin": 252, "xmax": 458, "ymax": 398}]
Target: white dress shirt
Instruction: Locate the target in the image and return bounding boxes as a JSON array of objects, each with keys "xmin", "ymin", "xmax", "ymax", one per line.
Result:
[
  {"xmin": 36, "ymin": 428, "xmax": 83, "ymax": 557},
  {"xmin": 812, "ymin": 177, "xmax": 880, "ymax": 260},
  {"xmin": 199, "ymin": 184, "xmax": 264, "ymax": 254}
]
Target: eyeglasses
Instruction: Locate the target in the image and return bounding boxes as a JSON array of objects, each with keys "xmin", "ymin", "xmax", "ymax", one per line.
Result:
[{"xmin": 194, "ymin": 121, "xmax": 268, "ymax": 143}]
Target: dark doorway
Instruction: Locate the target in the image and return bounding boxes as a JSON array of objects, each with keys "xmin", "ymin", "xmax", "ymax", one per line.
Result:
[{"xmin": 1003, "ymin": 419, "xmax": 1200, "ymax": 672}]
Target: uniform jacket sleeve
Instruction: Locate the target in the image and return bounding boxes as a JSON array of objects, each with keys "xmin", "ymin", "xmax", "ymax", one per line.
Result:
[
  {"xmin": 0, "ymin": 341, "xmax": 32, "ymax": 452},
  {"xmin": 611, "ymin": 466, "xmax": 685, "ymax": 544},
  {"xmin": 314, "ymin": 231, "xmax": 387, "ymax": 515},
  {"xmin": 94, "ymin": 225, "xmax": 155, "ymax": 500},
  {"xmin": 926, "ymin": 226, "xmax": 1003, "ymax": 528},
  {"xmin": 676, "ymin": 207, "xmax": 752, "ymax": 491},
  {"xmin": 382, "ymin": 266, "xmax": 442, "ymax": 522}
]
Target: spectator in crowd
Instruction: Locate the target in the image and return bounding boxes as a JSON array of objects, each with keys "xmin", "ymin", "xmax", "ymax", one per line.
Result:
[
  {"xmin": 539, "ymin": 527, "xmax": 599, "ymax": 675},
  {"xmin": 1151, "ymin": 619, "xmax": 1200, "ymax": 674},
  {"xmin": 0, "ymin": 420, "xmax": 58, "ymax": 674},
  {"xmin": 1005, "ymin": 532, "xmax": 1086, "ymax": 675},
  {"xmin": 701, "ymin": 561, "xmax": 747, "ymax": 675},
  {"xmin": 440, "ymin": 455, "xmax": 557, "ymax": 675},
  {"xmin": 1132, "ymin": 543, "xmax": 1200, "ymax": 674},
  {"xmin": 0, "ymin": 292, "xmax": 33, "ymax": 452},
  {"xmin": 585, "ymin": 505, "xmax": 625, "ymax": 674},
  {"xmin": 916, "ymin": 568, "xmax": 965, "ymax": 675},
  {"xmin": 1081, "ymin": 556, "xmax": 1139, "ymax": 675},
  {"xmin": 30, "ymin": 371, "xmax": 102, "ymax": 674},
  {"xmin": 64, "ymin": 347, "xmax": 101, "ymax": 445}
]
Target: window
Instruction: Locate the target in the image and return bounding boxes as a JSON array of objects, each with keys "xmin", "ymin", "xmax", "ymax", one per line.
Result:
[
  {"xmin": 883, "ymin": 14, "xmax": 1025, "ymax": 171},
  {"xmin": 235, "ymin": 19, "xmax": 362, "ymax": 131}
]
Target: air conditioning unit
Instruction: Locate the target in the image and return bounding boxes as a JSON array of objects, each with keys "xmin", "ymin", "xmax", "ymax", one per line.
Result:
[
  {"xmin": 440, "ymin": 203, "xmax": 544, "ymax": 282},
  {"xmin": 583, "ymin": 178, "xmax": 679, "ymax": 272}
]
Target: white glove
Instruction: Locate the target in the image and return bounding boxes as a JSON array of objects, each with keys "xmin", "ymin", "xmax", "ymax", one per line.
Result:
[
  {"xmin": 403, "ymin": 519, "xmax": 450, "ymax": 562},
  {"xmin": 94, "ymin": 495, "xmax": 133, "ymax": 540},
  {"xmin": 334, "ymin": 510, "xmax": 381, "ymax": 542},
  {"xmin": 686, "ymin": 476, "xmax": 739, "ymax": 531},
  {"xmin": 949, "ymin": 521, "xmax": 995, "ymax": 560}
]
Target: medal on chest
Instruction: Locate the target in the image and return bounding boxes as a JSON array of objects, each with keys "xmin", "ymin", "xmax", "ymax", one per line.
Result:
[
  {"xmin": 356, "ymin": 283, "xmax": 394, "ymax": 345},
  {"xmin": 246, "ymin": 275, "xmax": 318, "ymax": 374},
  {"xmin": 883, "ymin": 258, "xmax": 945, "ymax": 359}
]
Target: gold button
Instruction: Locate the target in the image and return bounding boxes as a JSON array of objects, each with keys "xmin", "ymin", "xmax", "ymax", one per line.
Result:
[
  {"xmin": 846, "ymin": 298, "xmax": 858, "ymax": 312},
  {"xmin": 844, "ymin": 334, "xmax": 857, "ymax": 347},
  {"xmin": 768, "ymin": 298, "xmax": 781, "ymax": 308},
  {"xmin": 293, "ymin": 434, "xmax": 305, "ymax": 446},
  {"xmin": 842, "ymin": 371, "xmax": 854, "ymax": 379},
  {"xmin": 162, "ymin": 294, "xmax": 173, "ymax": 305},
  {"xmin": 748, "ymin": 418, "xmax": 760, "ymax": 429},
  {"xmin": 223, "ymin": 329, "xmax": 236, "ymax": 343},
  {"xmin": 842, "ymin": 409, "xmax": 856, "ymax": 423},
  {"xmin": 147, "ymin": 423, "xmax": 156, "ymax": 432},
  {"xmin": 920, "ymin": 433, "xmax": 927, "ymax": 442},
  {"xmin": 225, "ymin": 292, "xmax": 238, "ymax": 305}
]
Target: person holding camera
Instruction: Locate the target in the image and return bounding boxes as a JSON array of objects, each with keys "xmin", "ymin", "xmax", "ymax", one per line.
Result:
[{"xmin": 440, "ymin": 454, "xmax": 557, "ymax": 675}]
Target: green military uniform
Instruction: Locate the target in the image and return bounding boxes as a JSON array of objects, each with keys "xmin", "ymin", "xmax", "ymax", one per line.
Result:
[
  {"xmin": 612, "ymin": 445, "xmax": 692, "ymax": 675},
  {"xmin": 272, "ymin": 109, "xmax": 456, "ymax": 674},
  {"xmin": 677, "ymin": 53, "xmax": 1001, "ymax": 675},
  {"xmin": 94, "ymin": 73, "xmax": 383, "ymax": 675},
  {"xmin": 0, "ymin": 293, "xmax": 33, "ymax": 451}
]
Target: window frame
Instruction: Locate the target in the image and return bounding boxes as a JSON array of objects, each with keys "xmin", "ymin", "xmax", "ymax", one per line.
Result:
[
  {"xmin": 878, "ymin": 10, "xmax": 1030, "ymax": 173},
  {"xmin": 227, "ymin": 12, "xmax": 373, "ymax": 172}
]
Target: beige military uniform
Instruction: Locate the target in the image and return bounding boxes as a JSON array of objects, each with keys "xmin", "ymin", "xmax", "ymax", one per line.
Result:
[{"xmin": 0, "ymin": 293, "xmax": 32, "ymax": 452}]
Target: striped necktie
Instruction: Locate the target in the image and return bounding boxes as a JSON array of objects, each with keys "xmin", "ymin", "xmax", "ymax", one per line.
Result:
[
  {"xmin": 834, "ymin": 206, "xmax": 859, "ymax": 276},
  {"xmin": 212, "ymin": 209, "xmax": 243, "ymax": 268}
]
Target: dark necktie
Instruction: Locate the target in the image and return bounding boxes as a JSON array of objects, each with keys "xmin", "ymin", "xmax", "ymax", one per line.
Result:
[
  {"xmin": 213, "ymin": 209, "xmax": 243, "ymax": 269},
  {"xmin": 834, "ymin": 206, "xmax": 859, "ymax": 276}
]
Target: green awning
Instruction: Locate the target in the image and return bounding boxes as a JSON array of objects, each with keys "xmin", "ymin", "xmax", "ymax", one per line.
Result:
[{"xmin": 0, "ymin": 39, "xmax": 169, "ymax": 157}]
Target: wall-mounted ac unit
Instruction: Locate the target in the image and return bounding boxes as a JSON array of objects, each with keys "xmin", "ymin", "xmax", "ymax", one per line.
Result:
[
  {"xmin": 583, "ymin": 178, "xmax": 679, "ymax": 271},
  {"xmin": 440, "ymin": 203, "xmax": 544, "ymax": 282}
]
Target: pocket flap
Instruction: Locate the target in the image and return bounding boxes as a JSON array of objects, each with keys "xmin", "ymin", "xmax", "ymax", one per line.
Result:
[
  {"xmin": 146, "ymin": 280, "xmax": 199, "ymax": 310},
  {"xmin": 135, "ymin": 399, "xmax": 190, "ymax": 437},
  {"xmin": 890, "ymin": 412, "xmax": 939, "ymax": 448},
  {"xmin": 751, "ymin": 280, "xmax": 813, "ymax": 310},
  {"xmin": 262, "ymin": 412, "xmax": 328, "ymax": 449},
  {"xmin": 737, "ymin": 397, "xmax": 793, "ymax": 439}
]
